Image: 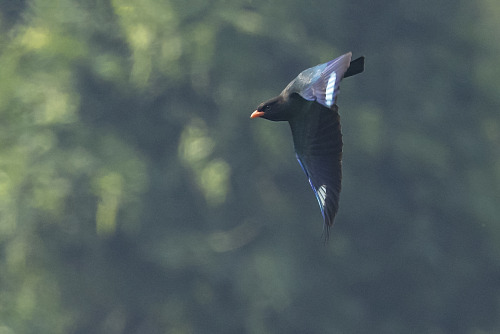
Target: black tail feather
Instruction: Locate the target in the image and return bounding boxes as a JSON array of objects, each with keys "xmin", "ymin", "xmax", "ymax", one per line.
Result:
[{"xmin": 344, "ymin": 56, "xmax": 365, "ymax": 78}]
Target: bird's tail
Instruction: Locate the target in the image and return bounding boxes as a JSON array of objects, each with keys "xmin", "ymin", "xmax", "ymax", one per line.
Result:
[{"xmin": 344, "ymin": 56, "xmax": 365, "ymax": 78}]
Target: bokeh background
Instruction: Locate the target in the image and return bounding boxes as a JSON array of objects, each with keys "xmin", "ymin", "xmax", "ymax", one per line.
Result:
[{"xmin": 1, "ymin": 0, "xmax": 500, "ymax": 333}]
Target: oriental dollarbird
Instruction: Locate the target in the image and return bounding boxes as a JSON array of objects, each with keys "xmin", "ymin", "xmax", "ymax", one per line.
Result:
[{"xmin": 251, "ymin": 52, "xmax": 364, "ymax": 237}]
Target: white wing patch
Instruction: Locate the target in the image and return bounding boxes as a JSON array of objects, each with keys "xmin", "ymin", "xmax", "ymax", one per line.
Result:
[
  {"xmin": 316, "ymin": 184, "xmax": 327, "ymax": 208},
  {"xmin": 324, "ymin": 72, "xmax": 336, "ymax": 107}
]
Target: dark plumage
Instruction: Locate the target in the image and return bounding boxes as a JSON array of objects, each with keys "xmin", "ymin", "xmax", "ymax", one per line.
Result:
[{"xmin": 251, "ymin": 52, "xmax": 364, "ymax": 237}]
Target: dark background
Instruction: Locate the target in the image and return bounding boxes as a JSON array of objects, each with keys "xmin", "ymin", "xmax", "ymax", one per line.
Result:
[{"xmin": 1, "ymin": 0, "xmax": 499, "ymax": 333}]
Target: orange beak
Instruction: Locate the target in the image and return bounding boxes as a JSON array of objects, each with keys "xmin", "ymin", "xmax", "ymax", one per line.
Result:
[{"xmin": 250, "ymin": 110, "xmax": 265, "ymax": 119}]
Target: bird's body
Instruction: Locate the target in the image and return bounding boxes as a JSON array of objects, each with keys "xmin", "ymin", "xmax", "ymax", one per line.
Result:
[{"xmin": 251, "ymin": 52, "xmax": 364, "ymax": 237}]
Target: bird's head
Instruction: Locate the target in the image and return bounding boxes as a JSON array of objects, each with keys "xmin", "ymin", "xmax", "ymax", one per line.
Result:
[{"xmin": 250, "ymin": 95, "xmax": 291, "ymax": 121}]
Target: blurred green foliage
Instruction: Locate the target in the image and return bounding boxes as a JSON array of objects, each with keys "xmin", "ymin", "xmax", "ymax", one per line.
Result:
[{"xmin": 1, "ymin": 0, "xmax": 499, "ymax": 333}]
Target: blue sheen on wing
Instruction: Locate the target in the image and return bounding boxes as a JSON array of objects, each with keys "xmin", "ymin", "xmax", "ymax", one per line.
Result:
[
  {"xmin": 283, "ymin": 53, "xmax": 352, "ymax": 110},
  {"xmin": 296, "ymin": 155, "xmax": 326, "ymax": 218},
  {"xmin": 295, "ymin": 152, "xmax": 341, "ymax": 227},
  {"xmin": 288, "ymin": 96, "xmax": 343, "ymax": 230}
]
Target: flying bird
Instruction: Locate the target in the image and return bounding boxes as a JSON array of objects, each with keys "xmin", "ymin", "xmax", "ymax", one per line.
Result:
[{"xmin": 251, "ymin": 52, "xmax": 364, "ymax": 237}]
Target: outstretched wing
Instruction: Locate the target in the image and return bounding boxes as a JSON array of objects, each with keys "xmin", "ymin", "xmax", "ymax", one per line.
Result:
[
  {"xmin": 288, "ymin": 96, "xmax": 343, "ymax": 236},
  {"xmin": 284, "ymin": 53, "xmax": 352, "ymax": 109},
  {"xmin": 309, "ymin": 53, "xmax": 352, "ymax": 108}
]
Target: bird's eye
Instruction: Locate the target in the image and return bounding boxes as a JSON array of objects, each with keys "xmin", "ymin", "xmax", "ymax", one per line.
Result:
[{"xmin": 264, "ymin": 105, "xmax": 271, "ymax": 111}]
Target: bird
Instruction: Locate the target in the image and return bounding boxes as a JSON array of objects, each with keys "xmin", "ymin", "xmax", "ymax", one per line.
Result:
[{"xmin": 250, "ymin": 52, "xmax": 364, "ymax": 238}]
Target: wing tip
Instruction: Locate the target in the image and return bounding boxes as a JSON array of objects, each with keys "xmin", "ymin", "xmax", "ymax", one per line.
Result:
[{"xmin": 321, "ymin": 210, "xmax": 336, "ymax": 243}]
